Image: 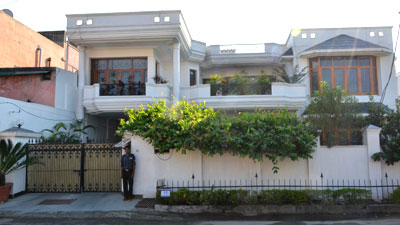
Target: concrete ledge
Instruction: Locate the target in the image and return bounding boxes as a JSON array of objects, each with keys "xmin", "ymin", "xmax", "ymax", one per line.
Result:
[{"xmin": 154, "ymin": 204, "xmax": 400, "ymax": 216}]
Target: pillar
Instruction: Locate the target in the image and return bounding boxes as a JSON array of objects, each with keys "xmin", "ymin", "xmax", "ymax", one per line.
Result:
[
  {"xmin": 147, "ymin": 55, "xmax": 155, "ymax": 84},
  {"xmin": 76, "ymin": 46, "xmax": 86, "ymax": 120},
  {"xmin": 172, "ymin": 43, "xmax": 181, "ymax": 103}
]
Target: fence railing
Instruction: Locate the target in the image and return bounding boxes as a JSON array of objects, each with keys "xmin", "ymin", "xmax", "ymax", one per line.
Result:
[
  {"xmin": 100, "ymin": 83, "xmax": 145, "ymax": 96},
  {"xmin": 157, "ymin": 175, "xmax": 400, "ymax": 201},
  {"xmin": 210, "ymin": 83, "xmax": 272, "ymax": 96}
]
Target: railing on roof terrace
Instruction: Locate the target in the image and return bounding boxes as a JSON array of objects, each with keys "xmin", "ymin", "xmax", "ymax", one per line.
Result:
[{"xmin": 210, "ymin": 83, "xmax": 272, "ymax": 96}]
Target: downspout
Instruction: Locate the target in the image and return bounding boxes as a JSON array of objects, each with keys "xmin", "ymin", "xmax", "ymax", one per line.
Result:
[{"xmin": 36, "ymin": 46, "xmax": 42, "ymax": 67}]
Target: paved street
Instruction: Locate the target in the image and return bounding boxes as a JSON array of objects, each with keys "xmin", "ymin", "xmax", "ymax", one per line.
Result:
[
  {"xmin": 1, "ymin": 216, "xmax": 400, "ymax": 225},
  {"xmin": 0, "ymin": 193, "xmax": 400, "ymax": 224}
]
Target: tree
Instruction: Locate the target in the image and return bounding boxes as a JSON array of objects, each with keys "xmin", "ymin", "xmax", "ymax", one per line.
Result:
[
  {"xmin": 305, "ymin": 82, "xmax": 362, "ymax": 147},
  {"xmin": 41, "ymin": 120, "xmax": 95, "ymax": 143},
  {"xmin": 372, "ymin": 100, "xmax": 400, "ymax": 165},
  {"xmin": 273, "ymin": 64, "xmax": 308, "ymax": 84},
  {"xmin": 0, "ymin": 139, "xmax": 39, "ymax": 186}
]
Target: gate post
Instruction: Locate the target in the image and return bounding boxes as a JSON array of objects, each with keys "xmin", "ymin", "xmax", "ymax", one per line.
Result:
[{"xmin": 80, "ymin": 143, "xmax": 85, "ymax": 193}]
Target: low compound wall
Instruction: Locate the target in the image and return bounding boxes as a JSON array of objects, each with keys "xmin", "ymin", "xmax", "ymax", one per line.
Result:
[{"xmin": 129, "ymin": 125, "xmax": 400, "ymax": 198}]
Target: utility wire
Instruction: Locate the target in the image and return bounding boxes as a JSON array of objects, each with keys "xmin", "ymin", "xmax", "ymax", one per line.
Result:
[
  {"xmin": 380, "ymin": 24, "xmax": 400, "ymax": 104},
  {"xmin": 0, "ymin": 102, "xmax": 75, "ymax": 121}
]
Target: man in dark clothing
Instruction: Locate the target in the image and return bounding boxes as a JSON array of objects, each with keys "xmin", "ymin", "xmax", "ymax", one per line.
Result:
[{"xmin": 121, "ymin": 144, "xmax": 136, "ymax": 201}]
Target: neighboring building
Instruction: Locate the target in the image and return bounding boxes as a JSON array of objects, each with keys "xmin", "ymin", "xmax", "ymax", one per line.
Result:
[
  {"xmin": 0, "ymin": 10, "xmax": 79, "ymax": 72},
  {"xmin": 66, "ymin": 10, "xmax": 398, "ymax": 140},
  {"xmin": 0, "ymin": 10, "xmax": 79, "ymax": 137}
]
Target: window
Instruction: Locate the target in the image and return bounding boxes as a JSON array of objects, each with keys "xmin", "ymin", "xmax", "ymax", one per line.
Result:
[
  {"xmin": 310, "ymin": 33, "xmax": 316, "ymax": 38},
  {"xmin": 309, "ymin": 56, "xmax": 378, "ymax": 95},
  {"xmin": 190, "ymin": 70, "xmax": 197, "ymax": 86},
  {"xmin": 91, "ymin": 58, "xmax": 148, "ymax": 95},
  {"xmin": 301, "ymin": 33, "xmax": 307, "ymax": 38}
]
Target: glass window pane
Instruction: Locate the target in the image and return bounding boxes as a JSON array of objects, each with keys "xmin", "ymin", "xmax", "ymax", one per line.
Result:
[
  {"xmin": 133, "ymin": 59, "xmax": 147, "ymax": 68},
  {"xmin": 320, "ymin": 57, "xmax": 331, "ymax": 67},
  {"xmin": 322, "ymin": 69, "xmax": 331, "ymax": 87},
  {"xmin": 361, "ymin": 68, "xmax": 371, "ymax": 93},
  {"xmin": 97, "ymin": 72, "xmax": 105, "ymax": 84},
  {"xmin": 133, "ymin": 71, "xmax": 142, "ymax": 83},
  {"xmin": 109, "ymin": 71, "xmax": 118, "ymax": 84},
  {"xmin": 121, "ymin": 72, "xmax": 130, "ymax": 83},
  {"xmin": 348, "ymin": 68, "xmax": 358, "ymax": 93},
  {"xmin": 372, "ymin": 57, "xmax": 376, "ymax": 66},
  {"xmin": 333, "ymin": 56, "xmax": 345, "ymax": 66},
  {"xmin": 311, "ymin": 70, "xmax": 319, "ymax": 93},
  {"xmin": 109, "ymin": 59, "xmax": 131, "ymax": 69},
  {"xmin": 190, "ymin": 70, "xmax": 196, "ymax": 86},
  {"xmin": 94, "ymin": 60, "xmax": 107, "ymax": 70},
  {"xmin": 334, "ymin": 69, "xmax": 345, "ymax": 89},
  {"xmin": 373, "ymin": 69, "xmax": 378, "ymax": 94},
  {"xmin": 310, "ymin": 58, "xmax": 318, "ymax": 68},
  {"xmin": 359, "ymin": 56, "xmax": 370, "ymax": 66},
  {"xmin": 345, "ymin": 57, "xmax": 357, "ymax": 66}
]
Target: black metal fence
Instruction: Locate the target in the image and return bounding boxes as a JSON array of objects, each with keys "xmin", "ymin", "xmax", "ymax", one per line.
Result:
[
  {"xmin": 210, "ymin": 83, "xmax": 272, "ymax": 96},
  {"xmin": 100, "ymin": 83, "xmax": 146, "ymax": 96},
  {"xmin": 157, "ymin": 174, "xmax": 400, "ymax": 201}
]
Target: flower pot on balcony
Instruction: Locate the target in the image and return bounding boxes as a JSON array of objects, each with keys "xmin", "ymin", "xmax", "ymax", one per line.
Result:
[{"xmin": 0, "ymin": 183, "xmax": 13, "ymax": 203}]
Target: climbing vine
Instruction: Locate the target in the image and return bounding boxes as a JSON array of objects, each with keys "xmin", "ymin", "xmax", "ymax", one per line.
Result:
[{"xmin": 117, "ymin": 100, "xmax": 317, "ymax": 173}]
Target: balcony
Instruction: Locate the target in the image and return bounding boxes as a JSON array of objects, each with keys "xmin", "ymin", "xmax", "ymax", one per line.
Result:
[
  {"xmin": 210, "ymin": 83, "xmax": 271, "ymax": 96},
  {"xmin": 182, "ymin": 82, "xmax": 307, "ymax": 111},
  {"xmin": 83, "ymin": 83, "xmax": 171, "ymax": 114}
]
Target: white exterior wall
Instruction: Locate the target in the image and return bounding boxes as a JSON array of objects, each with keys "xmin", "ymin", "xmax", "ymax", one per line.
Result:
[
  {"xmin": 290, "ymin": 27, "xmax": 397, "ymax": 109},
  {"xmin": 129, "ymin": 125, "xmax": 400, "ymax": 198},
  {"xmin": 0, "ymin": 97, "xmax": 76, "ymax": 195},
  {"xmin": 54, "ymin": 68, "xmax": 78, "ymax": 111},
  {"xmin": 180, "ymin": 61, "xmax": 200, "ymax": 87}
]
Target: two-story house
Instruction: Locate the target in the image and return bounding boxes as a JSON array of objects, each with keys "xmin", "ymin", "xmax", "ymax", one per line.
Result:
[{"xmin": 66, "ymin": 11, "xmax": 398, "ymax": 141}]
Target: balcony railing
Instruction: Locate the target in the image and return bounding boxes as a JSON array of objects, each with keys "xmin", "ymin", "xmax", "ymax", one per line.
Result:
[
  {"xmin": 99, "ymin": 83, "xmax": 146, "ymax": 96},
  {"xmin": 210, "ymin": 83, "xmax": 272, "ymax": 96}
]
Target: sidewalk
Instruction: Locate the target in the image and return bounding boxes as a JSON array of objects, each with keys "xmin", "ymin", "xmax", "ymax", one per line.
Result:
[{"xmin": 0, "ymin": 193, "xmax": 139, "ymax": 213}]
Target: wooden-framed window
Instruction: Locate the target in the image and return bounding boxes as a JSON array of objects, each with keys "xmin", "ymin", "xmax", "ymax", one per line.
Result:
[
  {"xmin": 190, "ymin": 69, "xmax": 197, "ymax": 86},
  {"xmin": 309, "ymin": 56, "xmax": 378, "ymax": 95},
  {"xmin": 91, "ymin": 57, "xmax": 147, "ymax": 96},
  {"xmin": 91, "ymin": 57, "xmax": 148, "ymax": 85}
]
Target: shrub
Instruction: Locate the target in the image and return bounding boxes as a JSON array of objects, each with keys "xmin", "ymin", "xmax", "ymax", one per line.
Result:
[
  {"xmin": 156, "ymin": 188, "xmax": 372, "ymax": 206},
  {"xmin": 390, "ymin": 188, "xmax": 400, "ymax": 204},
  {"xmin": 118, "ymin": 100, "xmax": 317, "ymax": 173}
]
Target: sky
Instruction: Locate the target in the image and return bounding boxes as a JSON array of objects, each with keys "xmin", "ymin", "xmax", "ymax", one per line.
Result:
[{"xmin": 1, "ymin": 0, "xmax": 399, "ymax": 67}]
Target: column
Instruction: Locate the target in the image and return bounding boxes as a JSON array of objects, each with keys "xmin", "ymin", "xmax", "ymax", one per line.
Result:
[
  {"xmin": 147, "ymin": 55, "xmax": 155, "ymax": 84},
  {"xmin": 362, "ymin": 125, "xmax": 383, "ymax": 181},
  {"xmin": 172, "ymin": 43, "xmax": 181, "ymax": 103},
  {"xmin": 76, "ymin": 46, "xmax": 86, "ymax": 120}
]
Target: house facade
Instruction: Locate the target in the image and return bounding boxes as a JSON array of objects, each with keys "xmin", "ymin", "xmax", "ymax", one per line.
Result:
[{"xmin": 66, "ymin": 10, "xmax": 398, "ymax": 142}]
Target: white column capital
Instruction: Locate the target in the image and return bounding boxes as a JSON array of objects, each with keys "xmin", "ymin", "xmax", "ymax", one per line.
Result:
[{"xmin": 172, "ymin": 42, "xmax": 180, "ymax": 49}]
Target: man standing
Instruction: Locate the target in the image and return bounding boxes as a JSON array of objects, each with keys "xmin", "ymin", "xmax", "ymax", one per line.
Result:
[{"xmin": 121, "ymin": 144, "xmax": 135, "ymax": 201}]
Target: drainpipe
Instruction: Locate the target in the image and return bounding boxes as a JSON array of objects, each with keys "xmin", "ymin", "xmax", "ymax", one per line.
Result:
[{"xmin": 36, "ymin": 46, "xmax": 42, "ymax": 67}]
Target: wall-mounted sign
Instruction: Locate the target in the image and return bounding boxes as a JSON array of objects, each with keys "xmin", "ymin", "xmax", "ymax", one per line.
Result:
[{"xmin": 160, "ymin": 189, "xmax": 171, "ymax": 198}]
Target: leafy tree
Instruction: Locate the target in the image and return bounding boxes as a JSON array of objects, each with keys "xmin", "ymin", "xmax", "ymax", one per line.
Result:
[
  {"xmin": 41, "ymin": 120, "xmax": 95, "ymax": 143},
  {"xmin": 273, "ymin": 64, "xmax": 308, "ymax": 84},
  {"xmin": 372, "ymin": 100, "xmax": 400, "ymax": 165},
  {"xmin": 117, "ymin": 100, "xmax": 317, "ymax": 173},
  {"xmin": 0, "ymin": 139, "xmax": 40, "ymax": 186},
  {"xmin": 305, "ymin": 82, "xmax": 362, "ymax": 147}
]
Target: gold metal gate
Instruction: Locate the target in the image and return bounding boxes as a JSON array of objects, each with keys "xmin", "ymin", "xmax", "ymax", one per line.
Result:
[{"xmin": 27, "ymin": 142, "xmax": 121, "ymax": 193}]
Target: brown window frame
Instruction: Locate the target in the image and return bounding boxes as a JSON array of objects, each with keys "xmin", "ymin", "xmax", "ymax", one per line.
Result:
[
  {"xmin": 309, "ymin": 56, "xmax": 378, "ymax": 95},
  {"xmin": 91, "ymin": 57, "xmax": 148, "ymax": 85},
  {"xmin": 189, "ymin": 69, "xmax": 197, "ymax": 86}
]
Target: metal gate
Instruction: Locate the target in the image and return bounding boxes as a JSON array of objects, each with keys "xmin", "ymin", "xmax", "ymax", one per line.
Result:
[{"xmin": 26, "ymin": 142, "xmax": 121, "ymax": 193}]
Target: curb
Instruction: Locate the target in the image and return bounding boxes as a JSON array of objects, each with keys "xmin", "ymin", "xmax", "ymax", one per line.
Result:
[{"xmin": 154, "ymin": 204, "xmax": 400, "ymax": 216}]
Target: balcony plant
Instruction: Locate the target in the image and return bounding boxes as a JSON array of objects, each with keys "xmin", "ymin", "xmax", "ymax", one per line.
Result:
[
  {"xmin": 153, "ymin": 76, "xmax": 168, "ymax": 84},
  {"xmin": 256, "ymin": 71, "xmax": 276, "ymax": 95},
  {"xmin": 228, "ymin": 73, "xmax": 249, "ymax": 95},
  {"xmin": 0, "ymin": 139, "xmax": 39, "ymax": 203},
  {"xmin": 273, "ymin": 65, "xmax": 308, "ymax": 84}
]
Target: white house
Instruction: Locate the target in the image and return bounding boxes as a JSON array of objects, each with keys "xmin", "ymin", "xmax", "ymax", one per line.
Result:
[{"xmin": 66, "ymin": 11, "xmax": 398, "ymax": 142}]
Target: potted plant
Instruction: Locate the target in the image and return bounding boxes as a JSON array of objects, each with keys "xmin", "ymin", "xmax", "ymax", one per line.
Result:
[{"xmin": 0, "ymin": 139, "xmax": 39, "ymax": 203}]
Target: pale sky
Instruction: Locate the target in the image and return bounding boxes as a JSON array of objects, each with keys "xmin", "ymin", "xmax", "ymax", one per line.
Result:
[{"xmin": 1, "ymin": 0, "xmax": 400, "ymax": 67}]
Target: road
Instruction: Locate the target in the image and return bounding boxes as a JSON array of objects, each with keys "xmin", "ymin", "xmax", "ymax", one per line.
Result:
[{"xmin": 1, "ymin": 213, "xmax": 400, "ymax": 225}]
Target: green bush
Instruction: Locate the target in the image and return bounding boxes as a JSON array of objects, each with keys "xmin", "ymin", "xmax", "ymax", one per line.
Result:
[
  {"xmin": 156, "ymin": 188, "xmax": 372, "ymax": 206},
  {"xmin": 390, "ymin": 188, "xmax": 400, "ymax": 204}
]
